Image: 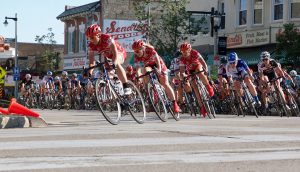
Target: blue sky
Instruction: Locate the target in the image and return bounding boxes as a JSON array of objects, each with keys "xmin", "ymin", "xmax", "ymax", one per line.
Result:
[{"xmin": 0, "ymin": 0, "xmax": 97, "ymax": 44}]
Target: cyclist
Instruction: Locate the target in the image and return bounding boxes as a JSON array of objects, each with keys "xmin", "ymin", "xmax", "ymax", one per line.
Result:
[
  {"xmin": 80, "ymin": 72, "xmax": 93, "ymax": 95},
  {"xmin": 178, "ymin": 42, "xmax": 214, "ymax": 116},
  {"xmin": 217, "ymin": 56, "xmax": 229, "ymax": 100},
  {"xmin": 132, "ymin": 39, "xmax": 181, "ymax": 113},
  {"xmin": 40, "ymin": 71, "xmax": 54, "ymax": 94},
  {"xmin": 85, "ymin": 24, "xmax": 131, "ymax": 95},
  {"xmin": 226, "ymin": 52, "xmax": 261, "ymax": 106},
  {"xmin": 258, "ymin": 51, "xmax": 289, "ymax": 110},
  {"xmin": 53, "ymin": 76, "xmax": 63, "ymax": 94},
  {"xmin": 290, "ymin": 70, "xmax": 300, "ymax": 89},
  {"xmin": 20, "ymin": 74, "xmax": 35, "ymax": 97},
  {"xmin": 61, "ymin": 71, "xmax": 71, "ymax": 94},
  {"xmin": 126, "ymin": 65, "xmax": 137, "ymax": 82}
]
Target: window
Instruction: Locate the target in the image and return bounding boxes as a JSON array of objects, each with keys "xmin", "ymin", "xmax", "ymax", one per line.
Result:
[
  {"xmin": 79, "ymin": 23, "xmax": 86, "ymax": 52},
  {"xmin": 291, "ymin": 0, "xmax": 300, "ymax": 18},
  {"xmin": 239, "ymin": 0, "xmax": 247, "ymax": 25},
  {"xmin": 254, "ymin": 0, "xmax": 263, "ymax": 24},
  {"xmin": 219, "ymin": 1, "xmax": 225, "ymax": 29},
  {"xmin": 273, "ymin": 0, "xmax": 283, "ymax": 20},
  {"xmin": 68, "ymin": 26, "xmax": 75, "ymax": 53}
]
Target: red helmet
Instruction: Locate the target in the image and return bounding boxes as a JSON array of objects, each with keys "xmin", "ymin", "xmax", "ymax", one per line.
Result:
[
  {"xmin": 126, "ymin": 65, "xmax": 133, "ymax": 72},
  {"xmin": 180, "ymin": 42, "xmax": 191, "ymax": 52},
  {"xmin": 132, "ymin": 40, "xmax": 144, "ymax": 50},
  {"xmin": 85, "ymin": 24, "xmax": 101, "ymax": 37}
]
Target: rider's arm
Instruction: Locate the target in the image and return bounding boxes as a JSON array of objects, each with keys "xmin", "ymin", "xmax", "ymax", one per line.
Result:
[
  {"xmin": 110, "ymin": 41, "xmax": 118, "ymax": 64},
  {"xmin": 154, "ymin": 54, "xmax": 162, "ymax": 73},
  {"xmin": 198, "ymin": 54, "xmax": 207, "ymax": 72}
]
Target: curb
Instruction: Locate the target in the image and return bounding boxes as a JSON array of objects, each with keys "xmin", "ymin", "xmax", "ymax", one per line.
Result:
[{"xmin": 0, "ymin": 115, "xmax": 48, "ymax": 129}]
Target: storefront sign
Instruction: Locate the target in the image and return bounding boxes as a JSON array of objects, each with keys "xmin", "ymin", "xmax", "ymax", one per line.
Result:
[
  {"xmin": 227, "ymin": 29, "xmax": 269, "ymax": 48},
  {"xmin": 63, "ymin": 58, "xmax": 89, "ymax": 70},
  {"xmin": 104, "ymin": 19, "xmax": 148, "ymax": 52}
]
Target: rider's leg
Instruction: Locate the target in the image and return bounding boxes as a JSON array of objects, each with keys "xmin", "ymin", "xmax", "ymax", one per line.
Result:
[
  {"xmin": 244, "ymin": 75, "xmax": 260, "ymax": 105},
  {"xmin": 197, "ymin": 68, "xmax": 214, "ymax": 97},
  {"xmin": 158, "ymin": 74, "xmax": 181, "ymax": 113}
]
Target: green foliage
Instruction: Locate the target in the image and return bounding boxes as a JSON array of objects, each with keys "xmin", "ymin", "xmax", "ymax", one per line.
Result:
[
  {"xmin": 133, "ymin": 0, "xmax": 190, "ymax": 67},
  {"xmin": 276, "ymin": 23, "xmax": 300, "ymax": 66},
  {"xmin": 35, "ymin": 28, "xmax": 60, "ymax": 72}
]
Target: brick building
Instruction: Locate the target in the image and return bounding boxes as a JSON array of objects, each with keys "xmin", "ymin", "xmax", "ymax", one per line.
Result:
[{"xmin": 56, "ymin": 0, "xmax": 152, "ymax": 72}]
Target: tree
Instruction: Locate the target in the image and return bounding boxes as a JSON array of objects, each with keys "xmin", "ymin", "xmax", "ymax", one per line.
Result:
[
  {"xmin": 133, "ymin": 0, "xmax": 190, "ymax": 66},
  {"xmin": 276, "ymin": 23, "xmax": 300, "ymax": 66},
  {"xmin": 35, "ymin": 28, "xmax": 61, "ymax": 73}
]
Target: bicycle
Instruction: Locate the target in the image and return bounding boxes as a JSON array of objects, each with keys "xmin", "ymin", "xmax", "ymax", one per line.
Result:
[
  {"xmin": 266, "ymin": 77, "xmax": 292, "ymax": 117},
  {"xmin": 185, "ymin": 70, "xmax": 216, "ymax": 119},
  {"xmin": 137, "ymin": 69, "xmax": 180, "ymax": 122},
  {"xmin": 84, "ymin": 58, "xmax": 146, "ymax": 125}
]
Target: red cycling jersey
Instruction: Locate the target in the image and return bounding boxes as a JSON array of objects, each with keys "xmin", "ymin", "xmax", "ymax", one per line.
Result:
[
  {"xmin": 179, "ymin": 49, "xmax": 203, "ymax": 71},
  {"xmin": 88, "ymin": 34, "xmax": 126, "ymax": 60},
  {"xmin": 134, "ymin": 46, "xmax": 167, "ymax": 73}
]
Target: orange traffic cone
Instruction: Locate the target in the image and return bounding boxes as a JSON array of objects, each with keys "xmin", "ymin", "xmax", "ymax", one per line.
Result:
[
  {"xmin": 0, "ymin": 107, "xmax": 10, "ymax": 115},
  {"xmin": 8, "ymin": 99, "xmax": 40, "ymax": 118}
]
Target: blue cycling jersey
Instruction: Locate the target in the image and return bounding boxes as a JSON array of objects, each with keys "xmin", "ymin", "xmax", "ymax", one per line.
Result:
[{"xmin": 226, "ymin": 59, "xmax": 249, "ymax": 79}]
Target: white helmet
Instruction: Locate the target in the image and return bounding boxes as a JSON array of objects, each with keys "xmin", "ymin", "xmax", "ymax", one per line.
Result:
[
  {"xmin": 62, "ymin": 71, "xmax": 68, "ymax": 76},
  {"xmin": 290, "ymin": 70, "xmax": 297, "ymax": 77},
  {"xmin": 25, "ymin": 74, "xmax": 31, "ymax": 80},
  {"xmin": 260, "ymin": 51, "xmax": 270, "ymax": 60},
  {"xmin": 54, "ymin": 76, "xmax": 60, "ymax": 81}
]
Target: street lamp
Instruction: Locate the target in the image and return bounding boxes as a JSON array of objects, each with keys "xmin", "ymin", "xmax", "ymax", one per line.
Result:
[
  {"xmin": 3, "ymin": 13, "xmax": 18, "ymax": 98},
  {"xmin": 210, "ymin": 7, "xmax": 223, "ymax": 56}
]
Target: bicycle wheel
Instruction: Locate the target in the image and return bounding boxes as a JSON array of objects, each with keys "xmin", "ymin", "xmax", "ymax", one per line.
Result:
[
  {"xmin": 289, "ymin": 96, "xmax": 300, "ymax": 116},
  {"xmin": 95, "ymin": 79, "xmax": 121, "ymax": 125},
  {"xmin": 275, "ymin": 86, "xmax": 291, "ymax": 117},
  {"xmin": 197, "ymin": 82, "xmax": 214, "ymax": 119},
  {"xmin": 148, "ymin": 82, "xmax": 168, "ymax": 122},
  {"xmin": 244, "ymin": 88, "xmax": 259, "ymax": 118},
  {"xmin": 183, "ymin": 92, "xmax": 195, "ymax": 116},
  {"xmin": 125, "ymin": 80, "xmax": 146, "ymax": 124}
]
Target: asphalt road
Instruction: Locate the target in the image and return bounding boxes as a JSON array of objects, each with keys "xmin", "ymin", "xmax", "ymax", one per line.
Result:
[{"xmin": 0, "ymin": 110, "xmax": 300, "ymax": 172}]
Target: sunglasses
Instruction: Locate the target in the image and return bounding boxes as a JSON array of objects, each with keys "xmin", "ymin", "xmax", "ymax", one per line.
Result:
[
  {"xmin": 262, "ymin": 58, "xmax": 268, "ymax": 61},
  {"xmin": 229, "ymin": 62, "xmax": 236, "ymax": 64}
]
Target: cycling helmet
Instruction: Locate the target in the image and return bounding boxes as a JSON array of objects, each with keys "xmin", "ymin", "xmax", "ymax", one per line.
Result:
[
  {"xmin": 132, "ymin": 40, "xmax": 144, "ymax": 50},
  {"xmin": 180, "ymin": 42, "xmax": 191, "ymax": 52},
  {"xmin": 62, "ymin": 71, "xmax": 68, "ymax": 76},
  {"xmin": 54, "ymin": 76, "xmax": 60, "ymax": 81},
  {"xmin": 260, "ymin": 51, "xmax": 270, "ymax": 60},
  {"xmin": 85, "ymin": 24, "xmax": 101, "ymax": 37},
  {"xmin": 126, "ymin": 65, "xmax": 133, "ymax": 72},
  {"xmin": 47, "ymin": 71, "xmax": 52, "ymax": 76},
  {"xmin": 228, "ymin": 52, "xmax": 238, "ymax": 63},
  {"xmin": 220, "ymin": 56, "xmax": 228, "ymax": 64},
  {"xmin": 290, "ymin": 70, "xmax": 297, "ymax": 77},
  {"xmin": 25, "ymin": 74, "xmax": 31, "ymax": 80},
  {"xmin": 72, "ymin": 73, "xmax": 77, "ymax": 77}
]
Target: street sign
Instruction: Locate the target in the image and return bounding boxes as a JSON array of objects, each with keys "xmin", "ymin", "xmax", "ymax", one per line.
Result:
[
  {"xmin": 13, "ymin": 67, "xmax": 20, "ymax": 75},
  {"xmin": 13, "ymin": 75, "xmax": 20, "ymax": 81}
]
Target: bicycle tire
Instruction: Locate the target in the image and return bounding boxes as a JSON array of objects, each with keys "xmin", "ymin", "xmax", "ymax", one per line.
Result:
[
  {"xmin": 197, "ymin": 81, "xmax": 214, "ymax": 119},
  {"xmin": 183, "ymin": 92, "xmax": 195, "ymax": 116},
  {"xmin": 289, "ymin": 96, "xmax": 300, "ymax": 116},
  {"xmin": 95, "ymin": 79, "xmax": 121, "ymax": 125},
  {"xmin": 275, "ymin": 86, "xmax": 291, "ymax": 117},
  {"xmin": 148, "ymin": 82, "xmax": 168, "ymax": 122},
  {"xmin": 125, "ymin": 80, "xmax": 147, "ymax": 124},
  {"xmin": 244, "ymin": 88, "xmax": 259, "ymax": 118}
]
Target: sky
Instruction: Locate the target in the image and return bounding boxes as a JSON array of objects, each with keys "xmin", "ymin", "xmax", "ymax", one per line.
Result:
[{"xmin": 0, "ymin": 0, "xmax": 98, "ymax": 45}]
